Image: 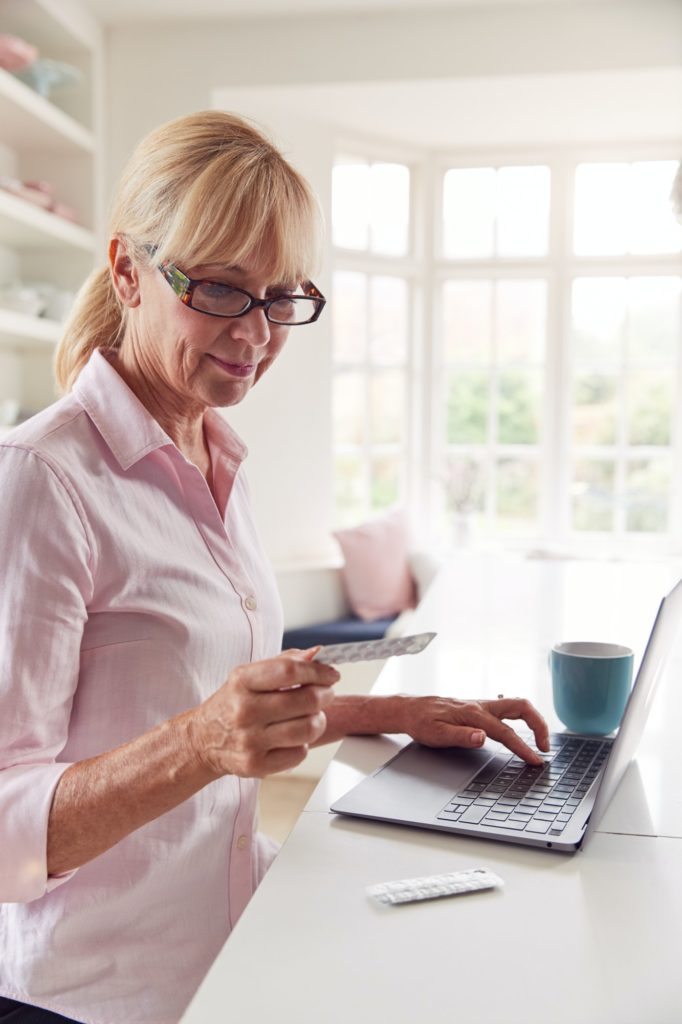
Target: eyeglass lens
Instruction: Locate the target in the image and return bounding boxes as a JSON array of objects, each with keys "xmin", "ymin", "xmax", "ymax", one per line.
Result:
[{"xmin": 192, "ymin": 282, "xmax": 319, "ymax": 324}]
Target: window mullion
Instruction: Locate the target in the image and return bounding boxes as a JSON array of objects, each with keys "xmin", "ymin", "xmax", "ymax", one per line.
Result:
[{"xmin": 544, "ymin": 157, "xmax": 574, "ymax": 546}]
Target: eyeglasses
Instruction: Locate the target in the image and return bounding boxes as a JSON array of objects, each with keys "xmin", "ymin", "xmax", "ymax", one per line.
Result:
[{"xmin": 158, "ymin": 261, "xmax": 326, "ymax": 326}]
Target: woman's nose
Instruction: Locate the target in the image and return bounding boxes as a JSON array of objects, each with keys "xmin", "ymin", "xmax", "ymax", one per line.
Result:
[{"xmin": 232, "ymin": 307, "xmax": 271, "ymax": 346}]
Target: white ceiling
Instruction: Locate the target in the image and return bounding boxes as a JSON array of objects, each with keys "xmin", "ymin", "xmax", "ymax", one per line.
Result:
[
  {"xmin": 217, "ymin": 68, "xmax": 682, "ymax": 149},
  {"xmin": 79, "ymin": 0, "xmax": 633, "ymax": 23}
]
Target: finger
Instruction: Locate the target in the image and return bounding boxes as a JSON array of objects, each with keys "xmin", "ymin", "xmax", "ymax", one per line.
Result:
[
  {"xmin": 264, "ymin": 710, "xmax": 327, "ymax": 748},
  {"xmin": 248, "ymin": 684, "xmax": 335, "ymax": 727},
  {"xmin": 476, "ymin": 713, "xmax": 544, "ymax": 765},
  {"xmin": 280, "ymin": 646, "xmax": 321, "ymax": 661},
  {"xmin": 426, "ymin": 722, "xmax": 489, "ymax": 750},
  {"xmin": 234, "ymin": 657, "xmax": 339, "ymax": 695},
  {"xmin": 262, "ymin": 745, "xmax": 309, "ymax": 775},
  {"xmin": 484, "ymin": 698, "xmax": 551, "ymax": 753}
]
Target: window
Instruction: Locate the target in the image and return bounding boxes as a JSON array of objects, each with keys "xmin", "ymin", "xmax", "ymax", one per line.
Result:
[
  {"xmin": 331, "ymin": 156, "xmax": 413, "ymax": 527},
  {"xmin": 332, "ymin": 149, "xmax": 682, "ymax": 551},
  {"xmin": 440, "ymin": 276, "xmax": 547, "ymax": 537},
  {"xmin": 570, "ymin": 275, "xmax": 680, "ymax": 535},
  {"xmin": 332, "ymin": 157, "xmax": 410, "ymax": 256},
  {"xmin": 442, "ymin": 165, "xmax": 550, "ymax": 258}
]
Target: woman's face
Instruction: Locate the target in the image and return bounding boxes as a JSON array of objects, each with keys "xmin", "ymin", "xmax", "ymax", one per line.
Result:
[{"xmin": 123, "ymin": 247, "xmax": 294, "ymax": 411}]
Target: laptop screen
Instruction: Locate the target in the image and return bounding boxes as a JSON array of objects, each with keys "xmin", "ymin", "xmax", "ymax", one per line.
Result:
[{"xmin": 584, "ymin": 577, "xmax": 682, "ymax": 843}]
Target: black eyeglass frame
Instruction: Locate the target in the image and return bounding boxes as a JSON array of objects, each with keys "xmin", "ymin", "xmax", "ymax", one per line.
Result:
[{"xmin": 157, "ymin": 260, "xmax": 326, "ymax": 326}]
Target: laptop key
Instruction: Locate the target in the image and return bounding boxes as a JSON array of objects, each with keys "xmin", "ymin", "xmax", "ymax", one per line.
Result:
[
  {"xmin": 526, "ymin": 820, "xmax": 551, "ymax": 834},
  {"xmin": 459, "ymin": 805, "xmax": 490, "ymax": 824},
  {"xmin": 472, "ymin": 756, "xmax": 513, "ymax": 785}
]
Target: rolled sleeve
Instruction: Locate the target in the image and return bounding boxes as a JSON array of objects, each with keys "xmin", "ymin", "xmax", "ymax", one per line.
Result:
[
  {"xmin": 1, "ymin": 764, "xmax": 76, "ymax": 901},
  {"xmin": 0, "ymin": 444, "xmax": 93, "ymax": 902}
]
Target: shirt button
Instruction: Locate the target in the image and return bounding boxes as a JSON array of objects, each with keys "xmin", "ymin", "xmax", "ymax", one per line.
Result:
[
  {"xmin": 244, "ymin": 596, "xmax": 257, "ymax": 611},
  {"xmin": 237, "ymin": 835, "xmax": 249, "ymax": 850}
]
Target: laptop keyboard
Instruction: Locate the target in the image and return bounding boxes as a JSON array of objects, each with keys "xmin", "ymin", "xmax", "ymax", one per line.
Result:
[{"xmin": 436, "ymin": 734, "xmax": 610, "ymax": 837}]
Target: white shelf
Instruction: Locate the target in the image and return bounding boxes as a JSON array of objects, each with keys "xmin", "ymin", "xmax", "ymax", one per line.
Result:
[
  {"xmin": 0, "ymin": 308, "xmax": 61, "ymax": 348},
  {"xmin": 0, "ymin": 0, "xmax": 101, "ymax": 418},
  {"xmin": 0, "ymin": 68, "xmax": 94, "ymax": 154},
  {"xmin": 0, "ymin": 188, "xmax": 95, "ymax": 251},
  {"xmin": 2, "ymin": 0, "xmax": 100, "ymax": 55}
]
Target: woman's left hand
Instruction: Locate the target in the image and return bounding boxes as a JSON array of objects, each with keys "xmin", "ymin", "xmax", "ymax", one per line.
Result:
[{"xmin": 401, "ymin": 695, "xmax": 550, "ymax": 765}]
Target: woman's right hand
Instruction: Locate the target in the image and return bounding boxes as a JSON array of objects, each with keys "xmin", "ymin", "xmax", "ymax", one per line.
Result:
[{"xmin": 188, "ymin": 649, "xmax": 340, "ymax": 779}]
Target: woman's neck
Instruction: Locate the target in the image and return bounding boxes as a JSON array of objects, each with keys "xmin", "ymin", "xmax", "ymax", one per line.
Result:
[{"xmin": 110, "ymin": 345, "xmax": 210, "ymax": 477}]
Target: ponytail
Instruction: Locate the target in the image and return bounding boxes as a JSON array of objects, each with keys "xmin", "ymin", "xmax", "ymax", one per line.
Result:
[{"xmin": 54, "ymin": 267, "xmax": 124, "ymax": 393}]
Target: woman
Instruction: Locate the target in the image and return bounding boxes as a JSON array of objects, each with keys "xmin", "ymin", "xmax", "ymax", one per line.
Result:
[{"xmin": 0, "ymin": 111, "xmax": 549, "ymax": 1024}]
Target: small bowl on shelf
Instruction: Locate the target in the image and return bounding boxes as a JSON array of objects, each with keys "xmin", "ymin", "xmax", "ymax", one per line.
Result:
[
  {"xmin": 0, "ymin": 34, "xmax": 38, "ymax": 73},
  {"xmin": 16, "ymin": 58, "xmax": 83, "ymax": 99},
  {"xmin": 0, "ymin": 283, "xmax": 47, "ymax": 318}
]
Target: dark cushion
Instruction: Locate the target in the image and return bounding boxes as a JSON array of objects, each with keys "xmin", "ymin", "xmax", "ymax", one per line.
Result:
[{"xmin": 282, "ymin": 615, "xmax": 397, "ymax": 650}]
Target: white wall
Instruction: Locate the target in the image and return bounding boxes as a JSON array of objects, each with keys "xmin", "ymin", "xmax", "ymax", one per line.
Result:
[{"xmin": 103, "ymin": 0, "xmax": 682, "ymax": 565}]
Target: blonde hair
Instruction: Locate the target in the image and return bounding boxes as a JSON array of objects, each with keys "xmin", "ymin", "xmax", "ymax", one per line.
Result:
[{"xmin": 55, "ymin": 110, "xmax": 323, "ymax": 392}]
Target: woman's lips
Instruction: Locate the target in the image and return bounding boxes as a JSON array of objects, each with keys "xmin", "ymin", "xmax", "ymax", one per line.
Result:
[{"xmin": 207, "ymin": 354, "xmax": 255, "ymax": 378}]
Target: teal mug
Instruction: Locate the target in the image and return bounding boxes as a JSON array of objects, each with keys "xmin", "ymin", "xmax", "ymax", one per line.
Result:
[{"xmin": 550, "ymin": 641, "xmax": 634, "ymax": 736}]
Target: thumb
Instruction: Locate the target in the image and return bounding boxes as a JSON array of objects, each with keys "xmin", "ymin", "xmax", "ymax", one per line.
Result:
[
  {"xmin": 436, "ymin": 724, "xmax": 487, "ymax": 749},
  {"xmin": 280, "ymin": 646, "xmax": 321, "ymax": 661}
]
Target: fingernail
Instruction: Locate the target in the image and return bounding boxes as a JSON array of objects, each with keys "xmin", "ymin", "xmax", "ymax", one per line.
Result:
[{"xmin": 471, "ymin": 730, "xmax": 485, "ymax": 745}]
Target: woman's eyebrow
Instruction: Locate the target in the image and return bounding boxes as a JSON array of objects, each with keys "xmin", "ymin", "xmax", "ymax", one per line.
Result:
[
  {"xmin": 194, "ymin": 264, "xmax": 298, "ymax": 292},
  {"xmin": 195, "ymin": 263, "xmax": 244, "ymax": 275}
]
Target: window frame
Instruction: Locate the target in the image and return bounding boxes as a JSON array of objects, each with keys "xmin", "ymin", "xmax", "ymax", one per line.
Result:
[
  {"xmin": 331, "ymin": 137, "xmax": 425, "ymax": 527},
  {"xmin": 332, "ymin": 137, "xmax": 682, "ymax": 554},
  {"xmin": 431, "ymin": 142, "xmax": 682, "ymax": 554}
]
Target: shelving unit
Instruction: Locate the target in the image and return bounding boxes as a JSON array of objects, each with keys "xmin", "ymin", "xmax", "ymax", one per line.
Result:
[
  {"xmin": 0, "ymin": 67, "xmax": 95, "ymax": 153},
  {"xmin": 0, "ymin": 188, "xmax": 96, "ymax": 251},
  {"xmin": 0, "ymin": 0, "xmax": 102, "ymax": 415}
]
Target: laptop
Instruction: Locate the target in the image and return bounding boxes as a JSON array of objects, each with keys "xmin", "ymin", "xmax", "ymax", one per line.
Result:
[{"xmin": 331, "ymin": 577, "xmax": 682, "ymax": 852}]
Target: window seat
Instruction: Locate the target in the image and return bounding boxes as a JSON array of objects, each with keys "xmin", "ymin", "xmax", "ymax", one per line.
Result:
[{"xmin": 282, "ymin": 614, "xmax": 397, "ymax": 650}]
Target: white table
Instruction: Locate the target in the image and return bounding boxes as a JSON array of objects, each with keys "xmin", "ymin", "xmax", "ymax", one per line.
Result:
[{"xmin": 181, "ymin": 554, "xmax": 682, "ymax": 1024}]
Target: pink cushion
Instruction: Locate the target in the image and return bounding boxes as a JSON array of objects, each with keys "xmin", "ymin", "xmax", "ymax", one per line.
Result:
[{"xmin": 333, "ymin": 509, "xmax": 417, "ymax": 622}]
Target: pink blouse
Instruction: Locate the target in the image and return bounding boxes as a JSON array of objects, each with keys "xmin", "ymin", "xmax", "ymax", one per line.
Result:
[{"xmin": 0, "ymin": 349, "xmax": 283, "ymax": 1024}]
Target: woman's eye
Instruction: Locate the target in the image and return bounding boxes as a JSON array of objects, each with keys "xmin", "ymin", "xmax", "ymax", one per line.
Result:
[
  {"xmin": 201, "ymin": 282, "xmax": 233, "ymax": 298},
  {"xmin": 269, "ymin": 297, "xmax": 295, "ymax": 312}
]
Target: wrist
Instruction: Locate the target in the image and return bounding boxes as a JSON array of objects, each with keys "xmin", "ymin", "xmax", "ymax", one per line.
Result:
[
  {"xmin": 381, "ymin": 693, "xmax": 418, "ymax": 735},
  {"xmin": 173, "ymin": 708, "xmax": 224, "ymax": 784}
]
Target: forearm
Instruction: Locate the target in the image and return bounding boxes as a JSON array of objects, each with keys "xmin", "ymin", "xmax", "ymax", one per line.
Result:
[
  {"xmin": 47, "ymin": 709, "xmax": 216, "ymax": 876},
  {"xmin": 312, "ymin": 693, "xmax": 413, "ymax": 746}
]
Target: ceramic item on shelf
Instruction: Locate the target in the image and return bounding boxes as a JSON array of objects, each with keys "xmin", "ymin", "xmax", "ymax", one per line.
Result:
[
  {"xmin": 23, "ymin": 179, "xmax": 55, "ymax": 200},
  {"xmin": 0, "ymin": 176, "xmax": 53, "ymax": 209},
  {"xmin": 0, "ymin": 34, "xmax": 38, "ymax": 73},
  {"xmin": 16, "ymin": 58, "xmax": 82, "ymax": 99},
  {"xmin": 0, "ymin": 399, "xmax": 36, "ymax": 427},
  {"xmin": 0, "ymin": 399, "xmax": 21, "ymax": 428},
  {"xmin": 49, "ymin": 200, "xmax": 80, "ymax": 224},
  {"xmin": 33, "ymin": 283, "xmax": 75, "ymax": 322},
  {"xmin": 0, "ymin": 283, "xmax": 47, "ymax": 318}
]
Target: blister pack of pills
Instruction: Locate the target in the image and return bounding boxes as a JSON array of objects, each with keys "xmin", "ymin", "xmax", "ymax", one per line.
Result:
[
  {"xmin": 313, "ymin": 631, "xmax": 436, "ymax": 666},
  {"xmin": 366, "ymin": 867, "xmax": 503, "ymax": 906}
]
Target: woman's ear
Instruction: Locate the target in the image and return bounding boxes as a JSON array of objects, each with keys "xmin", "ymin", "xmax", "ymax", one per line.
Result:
[{"xmin": 109, "ymin": 236, "xmax": 142, "ymax": 308}]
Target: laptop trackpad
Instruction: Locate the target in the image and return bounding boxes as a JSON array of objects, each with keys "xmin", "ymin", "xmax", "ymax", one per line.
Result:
[{"xmin": 332, "ymin": 743, "xmax": 507, "ymax": 822}]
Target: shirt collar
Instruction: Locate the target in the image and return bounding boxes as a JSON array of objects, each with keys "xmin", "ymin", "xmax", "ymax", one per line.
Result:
[{"xmin": 72, "ymin": 348, "xmax": 248, "ymax": 471}]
